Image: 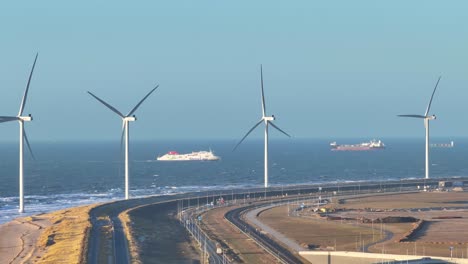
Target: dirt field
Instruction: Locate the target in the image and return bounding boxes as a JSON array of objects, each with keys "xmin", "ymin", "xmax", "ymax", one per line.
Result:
[
  {"xmin": 258, "ymin": 191, "xmax": 468, "ymax": 258},
  {"xmin": 338, "ymin": 191, "xmax": 468, "ymax": 210},
  {"xmin": 200, "ymin": 205, "xmax": 279, "ymax": 264},
  {"xmin": 258, "ymin": 206, "xmax": 379, "ymax": 252}
]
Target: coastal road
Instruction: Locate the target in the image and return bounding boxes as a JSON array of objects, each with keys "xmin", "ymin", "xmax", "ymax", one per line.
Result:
[
  {"xmin": 246, "ymin": 205, "xmax": 306, "ymax": 252},
  {"xmin": 223, "ymin": 190, "xmax": 425, "ymax": 263},
  {"xmin": 87, "ymin": 196, "xmax": 171, "ymax": 264},
  {"xmin": 225, "ymin": 204, "xmax": 305, "ymax": 264},
  {"xmin": 182, "ymin": 206, "xmax": 226, "ymax": 264},
  {"xmin": 88, "ymin": 208, "xmax": 131, "ymax": 264},
  {"xmin": 86, "ymin": 177, "xmax": 463, "ymax": 263},
  {"xmin": 111, "ymin": 216, "xmax": 130, "ymax": 264},
  {"xmin": 87, "ymin": 212, "xmax": 100, "ymax": 264}
]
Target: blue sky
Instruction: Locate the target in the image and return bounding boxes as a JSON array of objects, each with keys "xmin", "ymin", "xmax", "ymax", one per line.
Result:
[{"xmin": 0, "ymin": 1, "xmax": 467, "ymax": 141}]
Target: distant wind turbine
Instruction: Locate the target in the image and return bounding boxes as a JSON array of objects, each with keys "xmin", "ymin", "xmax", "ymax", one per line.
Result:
[
  {"xmin": 398, "ymin": 76, "xmax": 441, "ymax": 179},
  {"xmin": 0, "ymin": 53, "xmax": 38, "ymax": 213},
  {"xmin": 234, "ymin": 65, "xmax": 291, "ymax": 188},
  {"xmin": 88, "ymin": 85, "xmax": 159, "ymax": 199}
]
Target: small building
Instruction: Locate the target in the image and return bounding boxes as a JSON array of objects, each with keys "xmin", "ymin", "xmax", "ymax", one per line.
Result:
[{"xmin": 438, "ymin": 181, "xmax": 445, "ymax": 188}]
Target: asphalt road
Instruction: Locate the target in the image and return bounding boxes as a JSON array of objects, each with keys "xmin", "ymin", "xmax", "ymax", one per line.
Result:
[
  {"xmin": 86, "ymin": 177, "xmax": 467, "ymax": 263},
  {"xmin": 182, "ymin": 206, "xmax": 226, "ymax": 264},
  {"xmin": 225, "ymin": 203, "xmax": 305, "ymax": 264},
  {"xmin": 87, "ymin": 209, "xmax": 105, "ymax": 264},
  {"xmin": 87, "ymin": 208, "xmax": 131, "ymax": 264},
  {"xmin": 111, "ymin": 216, "xmax": 130, "ymax": 264}
]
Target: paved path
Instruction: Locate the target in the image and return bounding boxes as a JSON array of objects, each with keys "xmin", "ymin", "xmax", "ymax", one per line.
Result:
[
  {"xmin": 0, "ymin": 218, "xmax": 47, "ymax": 264},
  {"xmin": 87, "ymin": 206, "xmax": 131, "ymax": 264},
  {"xmin": 0, "ymin": 220, "xmax": 27, "ymax": 263},
  {"xmin": 183, "ymin": 206, "xmax": 225, "ymax": 264},
  {"xmin": 111, "ymin": 216, "xmax": 130, "ymax": 264},
  {"xmin": 363, "ymin": 227, "xmax": 393, "ymax": 252},
  {"xmin": 87, "ymin": 213, "xmax": 100, "ymax": 264}
]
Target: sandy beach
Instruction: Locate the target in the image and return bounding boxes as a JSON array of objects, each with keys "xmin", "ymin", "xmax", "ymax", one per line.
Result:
[
  {"xmin": 0, "ymin": 205, "xmax": 93, "ymax": 264},
  {"xmin": 0, "ymin": 216, "xmax": 51, "ymax": 263},
  {"xmin": 1, "ymin": 186, "xmax": 467, "ymax": 264}
]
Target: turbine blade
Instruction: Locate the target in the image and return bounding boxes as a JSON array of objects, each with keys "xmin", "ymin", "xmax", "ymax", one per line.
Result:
[
  {"xmin": 87, "ymin": 91, "xmax": 124, "ymax": 117},
  {"xmin": 18, "ymin": 53, "xmax": 39, "ymax": 116},
  {"xmin": 23, "ymin": 127, "xmax": 36, "ymax": 160},
  {"xmin": 269, "ymin": 121, "xmax": 291, "ymax": 137},
  {"xmin": 127, "ymin": 85, "xmax": 159, "ymax": 116},
  {"xmin": 0, "ymin": 116, "xmax": 20, "ymax": 123},
  {"xmin": 120, "ymin": 120, "xmax": 125, "ymax": 155},
  {"xmin": 424, "ymin": 76, "xmax": 441, "ymax": 116},
  {"xmin": 233, "ymin": 119, "xmax": 263, "ymax": 151},
  {"xmin": 260, "ymin": 65, "xmax": 266, "ymax": 117},
  {"xmin": 397, "ymin": 114, "xmax": 426, "ymax": 118}
]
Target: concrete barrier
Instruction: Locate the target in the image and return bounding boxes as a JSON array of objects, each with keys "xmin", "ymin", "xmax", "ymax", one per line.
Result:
[{"xmin": 299, "ymin": 251, "xmax": 468, "ymax": 264}]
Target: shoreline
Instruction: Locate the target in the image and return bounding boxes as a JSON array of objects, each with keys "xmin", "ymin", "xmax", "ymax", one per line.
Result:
[
  {"xmin": 1, "ymin": 175, "xmax": 466, "ymax": 224},
  {"xmin": 0, "ymin": 204, "xmax": 94, "ymax": 264},
  {"xmin": 1, "ymin": 176, "xmax": 466, "ymax": 263}
]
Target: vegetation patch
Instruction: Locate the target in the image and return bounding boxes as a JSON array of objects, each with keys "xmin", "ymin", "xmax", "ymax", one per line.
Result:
[
  {"xmin": 362, "ymin": 216, "xmax": 419, "ymax": 224},
  {"xmin": 119, "ymin": 209, "xmax": 142, "ymax": 264},
  {"xmin": 122, "ymin": 201, "xmax": 201, "ymax": 263},
  {"xmin": 36, "ymin": 205, "xmax": 93, "ymax": 264}
]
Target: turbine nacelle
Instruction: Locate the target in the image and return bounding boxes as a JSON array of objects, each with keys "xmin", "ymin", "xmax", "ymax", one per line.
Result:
[
  {"xmin": 234, "ymin": 65, "xmax": 291, "ymax": 188},
  {"xmin": 398, "ymin": 76, "xmax": 441, "ymax": 181},
  {"xmin": 124, "ymin": 116, "xmax": 136, "ymax": 122},
  {"xmin": 2, "ymin": 53, "xmax": 39, "ymax": 213},
  {"xmin": 88, "ymin": 85, "xmax": 159, "ymax": 200},
  {"xmin": 19, "ymin": 115, "xmax": 32, "ymax": 122}
]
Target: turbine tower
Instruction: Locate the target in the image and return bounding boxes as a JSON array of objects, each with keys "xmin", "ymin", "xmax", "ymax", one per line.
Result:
[
  {"xmin": 0, "ymin": 53, "xmax": 38, "ymax": 213},
  {"xmin": 398, "ymin": 76, "xmax": 441, "ymax": 179},
  {"xmin": 88, "ymin": 85, "xmax": 159, "ymax": 199},
  {"xmin": 234, "ymin": 65, "xmax": 290, "ymax": 188}
]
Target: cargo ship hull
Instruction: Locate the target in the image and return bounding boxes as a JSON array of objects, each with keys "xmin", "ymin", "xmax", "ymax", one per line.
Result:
[
  {"xmin": 332, "ymin": 146, "xmax": 375, "ymax": 151},
  {"xmin": 330, "ymin": 139, "xmax": 385, "ymax": 151}
]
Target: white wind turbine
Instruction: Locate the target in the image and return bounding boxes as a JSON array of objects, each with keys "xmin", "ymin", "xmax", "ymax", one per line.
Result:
[
  {"xmin": 234, "ymin": 65, "xmax": 290, "ymax": 188},
  {"xmin": 88, "ymin": 85, "xmax": 159, "ymax": 199},
  {"xmin": 0, "ymin": 53, "xmax": 38, "ymax": 213},
  {"xmin": 398, "ymin": 76, "xmax": 441, "ymax": 179}
]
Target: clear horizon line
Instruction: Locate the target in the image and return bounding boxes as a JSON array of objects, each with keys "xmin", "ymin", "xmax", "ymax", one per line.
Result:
[{"xmin": 0, "ymin": 136, "xmax": 464, "ymax": 144}]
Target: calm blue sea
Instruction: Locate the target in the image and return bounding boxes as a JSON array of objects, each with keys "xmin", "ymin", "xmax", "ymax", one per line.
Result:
[{"xmin": 0, "ymin": 138, "xmax": 467, "ymax": 223}]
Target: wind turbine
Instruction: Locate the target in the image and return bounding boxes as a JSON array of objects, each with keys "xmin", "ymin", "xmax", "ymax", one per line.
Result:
[
  {"xmin": 398, "ymin": 76, "xmax": 441, "ymax": 179},
  {"xmin": 88, "ymin": 85, "xmax": 159, "ymax": 199},
  {"xmin": 233, "ymin": 65, "xmax": 290, "ymax": 188},
  {"xmin": 0, "ymin": 53, "xmax": 38, "ymax": 213}
]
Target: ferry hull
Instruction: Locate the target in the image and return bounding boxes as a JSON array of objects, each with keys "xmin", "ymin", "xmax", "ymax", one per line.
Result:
[{"xmin": 156, "ymin": 150, "xmax": 220, "ymax": 161}]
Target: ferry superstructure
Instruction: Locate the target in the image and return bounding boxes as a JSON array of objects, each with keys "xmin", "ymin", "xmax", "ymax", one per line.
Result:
[{"xmin": 156, "ymin": 150, "xmax": 220, "ymax": 161}]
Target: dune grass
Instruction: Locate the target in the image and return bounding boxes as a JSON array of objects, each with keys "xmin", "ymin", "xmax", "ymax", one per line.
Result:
[
  {"xmin": 36, "ymin": 205, "xmax": 93, "ymax": 264},
  {"xmin": 119, "ymin": 209, "xmax": 142, "ymax": 264},
  {"xmin": 122, "ymin": 201, "xmax": 201, "ymax": 263}
]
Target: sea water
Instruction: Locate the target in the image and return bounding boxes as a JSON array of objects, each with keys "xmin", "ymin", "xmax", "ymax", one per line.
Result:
[{"xmin": 0, "ymin": 138, "xmax": 466, "ymax": 223}]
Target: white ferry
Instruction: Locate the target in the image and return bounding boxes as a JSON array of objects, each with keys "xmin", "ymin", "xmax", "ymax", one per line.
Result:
[{"xmin": 156, "ymin": 150, "xmax": 220, "ymax": 161}]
